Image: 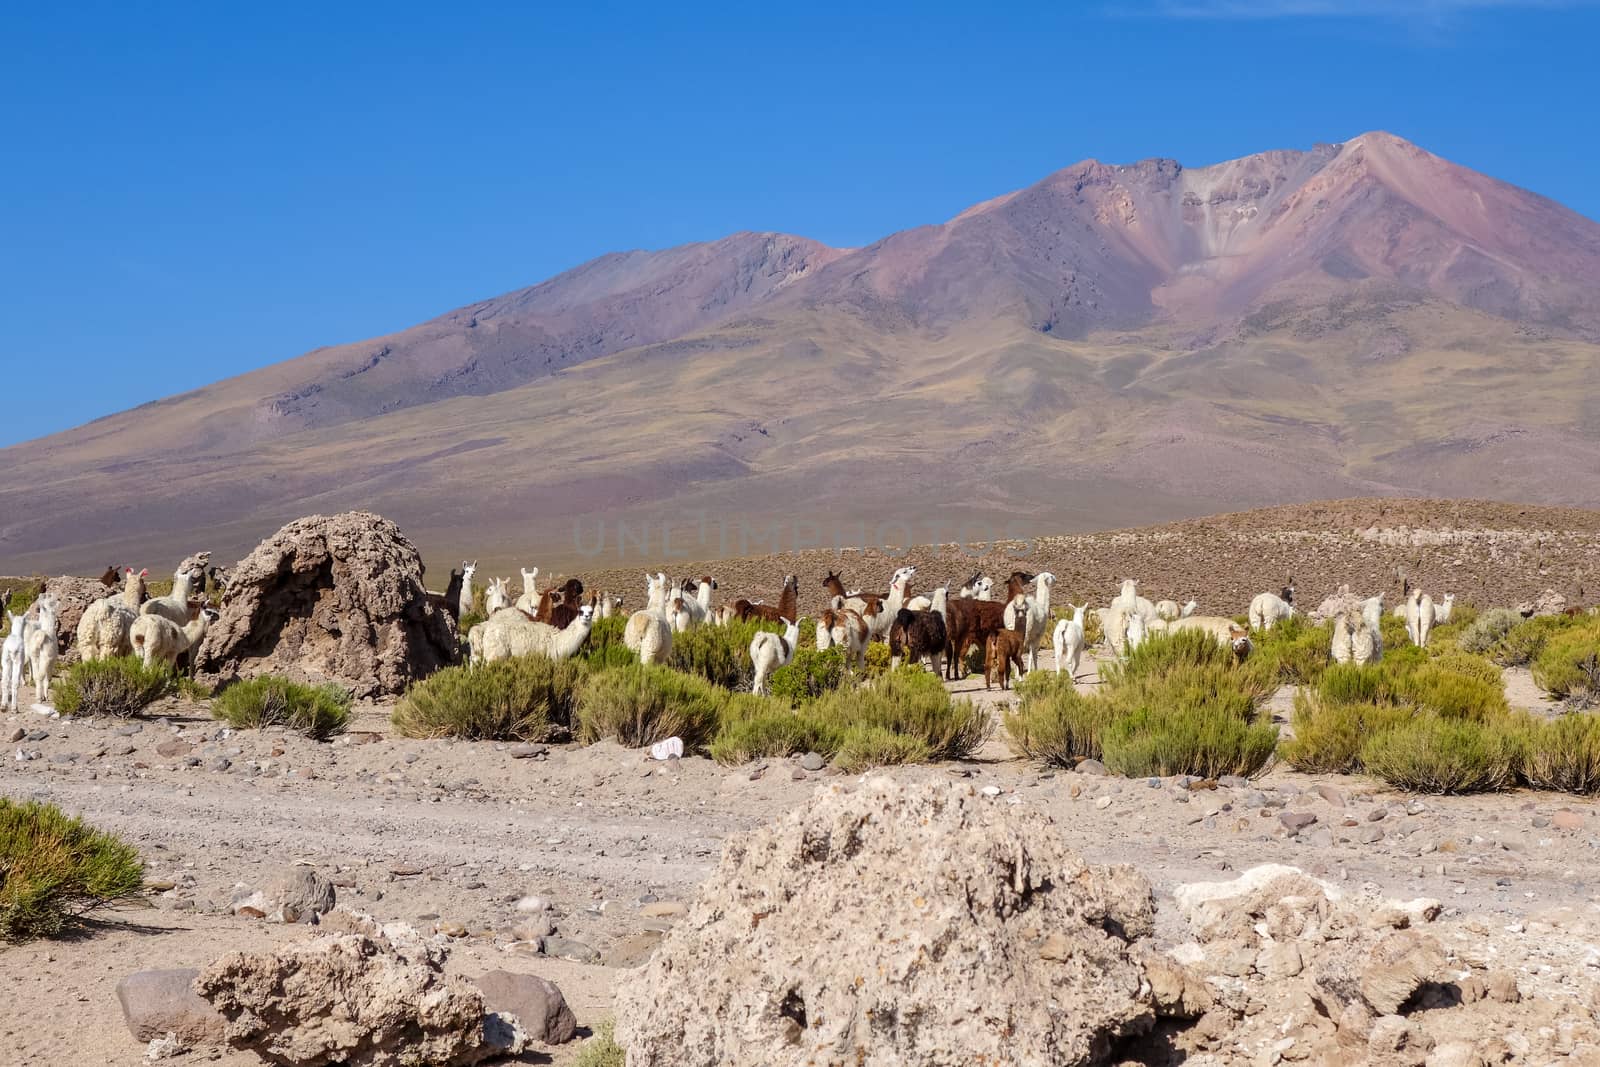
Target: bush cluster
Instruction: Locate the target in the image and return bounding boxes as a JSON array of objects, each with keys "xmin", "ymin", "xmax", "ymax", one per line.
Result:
[
  {"xmin": 212, "ymin": 676, "xmax": 350, "ymax": 739},
  {"xmin": 1, "ymin": 799, "xmax": 144, "ymax": 942},
  {"xmin": 1005, "ymin": 629, "xmax": 1277, "ymax": 779},
  {"xmin": 394, "ymin": 656, "xmax": 585, "ymax": 741},
  {"xmin": 54, "ymin": 656, "xmax": 178, "ymax": 718}
]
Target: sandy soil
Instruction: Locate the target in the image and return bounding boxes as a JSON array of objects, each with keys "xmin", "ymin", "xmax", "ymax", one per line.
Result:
[{"xmin": 3, "ymin": 642, "xmax": 1597, "ymax": 1066}]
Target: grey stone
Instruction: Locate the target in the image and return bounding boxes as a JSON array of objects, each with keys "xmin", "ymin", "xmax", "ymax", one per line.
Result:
[
  {"xmin": 210, "ymin": 757, "xmax": 232, "ymax": 772},
  {"xmin": 473, "ymin": 970, "xmax": 576, "ymax": 1045},
  {"xmin": 114, "ymin": 723, "xmax": 143, "ymax": 736},
  {"xmin": 231, "ymin": 867, "xmax": 336, "ymax": 923},
  {"xmin": 508, "ymin": 744, "xmax": 548, "ymax": 759},
  {"xmin": 542, "ymin": 936, "xmax": 600, "ymax": 964},
  {"xmin": 116, "ymin": 968, "xmax": 228, "ymax": 1046},
  {"xmin": 1359, "ymin": 826, "xmax": 1385, "ymax": 844},
  {"xmin": 25, "ymin": 729, "xmax": 48, "ymax": 742},
  {"xmin": 1279, "ymin": 811, "xmax": 1319, "ymax": 833},
  {"xmin": 800, "ymin": 752, "xmax": 826, "ymax": 772},
  {"xmin": 7, "ymin": 727, "xmax": 25, "ymax": 743},
  {"xmin": 1075, "ymin": 758, "xmax": 1109, "ymax": 775}
]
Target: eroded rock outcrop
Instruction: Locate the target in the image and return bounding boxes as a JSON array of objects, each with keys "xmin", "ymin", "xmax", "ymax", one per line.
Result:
[
  {"xmin": 194, "ymin": 912, "xmax": 523, "ymax": 1066},
  {"xmin": 615, "ymin": 775, "xmax": 1159, "ymax": 1067},
  {"xmin": 194, "ymin": 512, "xmax": 457, "ymax": 698}
]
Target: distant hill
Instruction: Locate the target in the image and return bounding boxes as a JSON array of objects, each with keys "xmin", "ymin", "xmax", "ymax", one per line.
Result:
[{"xmin": 5, "ymin": 131, "xmax": 1600, "ymax": 575}]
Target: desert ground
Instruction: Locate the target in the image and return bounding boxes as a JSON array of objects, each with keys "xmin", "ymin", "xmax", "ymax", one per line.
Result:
[
  {"xmin": 4, "ymin": 498, "xmax": 1600, "ymax": 1065},
  {"xmin": 1, "ymin": 645, "xmax": 1595, "ymax": 1065}
]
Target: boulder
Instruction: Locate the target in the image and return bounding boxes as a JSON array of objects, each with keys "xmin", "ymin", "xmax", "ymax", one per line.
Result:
[
  {"xmin": 614, "ymin": 776, "xmax": 1157, "ymax": 1067},
  {"xmin": 194, "ymin": 512, "xmax": 458, "ymax": 698},
  {"xmin": 195, "ymin": 911, "xmax": 525, "ymax": 1066},
  {"xmin": 230, "ymin": 867, "xmax": 337, "ymax": 924},
  {"xmin": 1314, "ymin": 929, "xmax": 1448, "ymax": 1016},
  {"xmin": 472, "ymin": 971, "xmax": 576, "ymax": 1045},
  {"xmin": 115, "ymin": 968, "xmax": 228, "ymax": 1046}
]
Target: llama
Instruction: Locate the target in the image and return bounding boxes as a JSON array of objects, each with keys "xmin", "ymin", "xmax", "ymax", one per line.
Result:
[
  {"xmin": 130, "ymin": 606, "xmax": 217, "ymax": 669},
  {"xmin": 1154, "ymin": 598, "xmax": 1198, "ymax": 622},
  {"xmin": 677, "ymin": 576, "xmax": 717, "ymax": 628},
  {"xmin": 944, "ymin": 572, "xmax": 1031, "ymax": 680},
  {"xmin": 1125, "ymin": 610, "xmax": 1147, "ymax": 655},
  {"xmin": 1355, "ymin": 595, "xmax": 1385, "ymax": 665},
  {"xmin": 984, "ymin": 628, "xmax": 1026, "ymax": 691},
  {"xmin": 1413, "ymin": 590, "xmax": 1437, "ymax": 649},
  {"xmin": 458, "ymin": 562, "xmax": 478, "ymax": 619},
  {"xmin": 596, "ymin": 593, "xmax": 624, "ymax": 619},
  {"xmin": 98, "ymin": 565, "xmax": 120, "ymax": 588},
  {"xmin": 1052, "ymin": 604, "xmax": 1087, "ymax": 679},
  {"xmin": 889, "ymin": 607, "xmax": 946, "ymax": 676},
  {"xmin": 958, "ymin": 573, "xmax": 995, "ymax": 600},
  {"xmin": 25, "ymin": 597, "xmax": 60, "ymax": 703},
  {"xmin": 1, "ymin": 613, "xmax": 25, "ymax": 712},
  {"xmin": 750, "ymin": 618, "xmax": 799, "ymax": 696},
  {"xmin": 731, "ymin": 575, "xmax": 800, "ymax": 625},
  {"xmin": 141, "ymin": 556, "xmax": 211, "ymax": 627},
  {"xmin": 1433, "ymin": 593, "xmax": 1456, "ymax": 625},
  {"xmin": 476, "ymin": 604, "xmax": 595, "ymax": 664},
  {"xmin": 1002, "ymin": 572, "xmax": 1055, "ymax": 673},
  {"xmin": 484, "ymin": 577, "xmax": 512, "ymax": 616},
  {"xmin": 1110, "ymin": 579, "xmax": 1157, "ymax": 622},
  {"xmin": 1168, "ymin": 616, "xmax": 1253, "ymax": 660},
  {"xmin": 1248, "ymin": 580, "xmax": 1295, "ymax": 631},
  {"xmin": 624, "ymin": 573, "xmax": 674, "ymax": 666},
  {"xmin": 515, "ymin": 567, "xmax": 540, "ymax": 611},
  {"xmin": 437, "ymin": 567, "xmax": 466, "ymax": 621},
  {"xmin": 77, "ymin": 567, "xmax": 147, "ymax": 663},
  {"xmin": 815, "ymin": 606, "xmax": 869, "ymax": 669}
]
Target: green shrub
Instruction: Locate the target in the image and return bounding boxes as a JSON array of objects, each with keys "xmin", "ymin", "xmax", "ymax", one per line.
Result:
[
  {"xmin": 0, "ymin": 799, "xmax": 144, "ymax": 942},
  {"xmin": 1317, "ymin": 662, "xmax": 1394, "ymax": 707},
  {"xmin": 1457, "ymin": 607, "xmax": 1521, "ymax": 654},
  {"xmin": 863, "ymin": 641, "xmax": 892, "ymax": 677},
  {"xmin": 393, "ymin": 656, "xmax": 585, "ymax": 740},
  {"xmin": 709, "ymin": 695, "xmax": 842, "ymax": 766},
  {"xmin": 1523, "ymin": 713, "xmax": 1600, "ymax": 794},
  {"xmin": 768, "ymin": 647, "xmax": 848, "ymax": 704},
  {"xmin": 1531, "ymin": 622, "xmax": 1600, "ymax": 699},
  {"xmin": 1491, "ymin": 615, "xmax": 1573, "ymax": 667},
  {"xmin": 1252, "ymin": 615, "xmax": 1331, "ymax": 685},
  {"xmin": 1392, "ymin": 662, "xmax": 1507, "ymax": 720},
  {"xmin": 54, "ymin": 656, "xmax": 178, "ymax": 718},
  {"xmin": 574, "ymin": 663, "xmax": 725, "ymax": 749},
  {"xmin": 668, "ymin": 620, "xmax": 779, "ymax": 689},
  {"xmin": 212, "ymin": 676, "xmax": 350, "ymax": 739},
  {"xmin": 833, "ymin": 726, "xmax": 934, "ymax": 773},
  {"xmin": 1100, "ymin": 704, "xmax": 1279, "ymax": 779},
  {"xmin": 580, "ymin": 616, "xmax": 635, "ymax": 670},
  {"xmin": 1003, "ymin": 672, "xmax": 1111, "ymax": 766},
  {"xmin": 812, "ymin": 668, "xmax": 991, "ymax": 766},
  {"xmin": 1359, "ymin": 716, "xmax": 1521, "ymax": 794},
  {"xmin": 574, "ymin": 1019, "xmax": 625, "ymax": 1067},
  {"xmin": 1280, "ymin": 693, "xmax": 1410, "ymax": 774}
]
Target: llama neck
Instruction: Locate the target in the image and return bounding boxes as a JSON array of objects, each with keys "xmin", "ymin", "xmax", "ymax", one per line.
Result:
[
  {"xmin": 778, "ymin": 582, "xmax": 796, "ymax": 620},
  {"xmin": 697, "ymin": 583, "xmax": 713, "ymax": 611},
  {"xmin": 123, "ymin": 579, "xmax": 143, "ymax": 610},
  {"xmin": 181, "ymin": 614, "xmax": 210, "ymax": 650},
  {"xmin": 559, "ymin": 618, "xmax": 592, "ymax": 656}
]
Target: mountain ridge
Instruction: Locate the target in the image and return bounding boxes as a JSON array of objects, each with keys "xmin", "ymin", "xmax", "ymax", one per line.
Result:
[{"xmin": 6, "ymin": 131, "xmax": 1600, "ymax": 575}]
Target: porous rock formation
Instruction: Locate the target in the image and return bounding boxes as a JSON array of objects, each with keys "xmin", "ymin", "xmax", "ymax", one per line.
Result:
[
  {"xmin": 194, "ymin": 911, "xmax": 525, "ymax": 1067},
  {"xmin": 615, "ymin": 775, "xmax": 1160, "ymax": 1067},
  {"xmin": 194, "ymin": 512, "xmax": 457, "ymax": 698}
]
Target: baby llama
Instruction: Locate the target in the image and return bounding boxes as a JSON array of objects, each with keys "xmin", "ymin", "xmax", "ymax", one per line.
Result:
[
  {"xmin": 1, "ymin": 613, "xmax": 25, "ymax": 711},
  {"xmin": 749, "ymin": 617, "xmax": 800, "ymax": 696},
  {"xmin": 25, "ymin": 597, "xmax": 61, "ymax": 703},
  {"xmin": 130, "ymin": 606, "xmax": 217, "ymax": 669},
  {"xmin": 1052, "ymin": 603, "xmax": 1087, "ymax": 679}
]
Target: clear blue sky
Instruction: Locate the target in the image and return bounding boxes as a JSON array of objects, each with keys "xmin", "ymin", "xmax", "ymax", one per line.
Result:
[{"xmin": 2, "ymin": 0, "xmax": 1594, "ymax": 446}]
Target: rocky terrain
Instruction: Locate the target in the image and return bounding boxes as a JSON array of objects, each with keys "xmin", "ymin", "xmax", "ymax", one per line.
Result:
[{"xmin": 4, "ymin": 639, "xmax": 1599, "ymax": 1065}]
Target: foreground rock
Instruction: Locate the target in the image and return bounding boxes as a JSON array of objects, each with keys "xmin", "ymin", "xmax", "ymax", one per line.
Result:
[
  {"xmin": 615, "ymin": 775, "xmax": 1159, "ymax": 1067},
  {"xmin": 472, "ymin": 970, "xmax": 576, "ymax": 1045},
  {"xmin": 195, "ymin": 911, "xmax": 525, "ymax": 1066},
  {"xmin": 115, "ymin": 968, "xmax": 228, "ymax": 1046},
  {"xmin": 194, "ymin": 511, "xmax": 458, "ymax": 698}
]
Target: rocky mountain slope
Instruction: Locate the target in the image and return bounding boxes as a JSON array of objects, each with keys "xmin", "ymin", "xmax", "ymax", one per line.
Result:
[{"xmin": 5, "ymin": 132, "xmax": 1600, "ymax": 574}]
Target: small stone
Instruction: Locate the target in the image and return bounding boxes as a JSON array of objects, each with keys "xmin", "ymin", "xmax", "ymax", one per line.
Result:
[
  {"xmin": 515, "ymin": 896, "xmax": 549, "ymax": 913},
  {"xmin": 639, "ymin": 901, "xmax": 687, "ymax": 920},
  {"xmin": 508, "ymin": 744, "xmax": 547, "ymax": 759},
  {"xmin": 1485, "ymin": 969, "xmax": 1521, "ymax": 1003},
  {"xmin": 1312, "ymin": 784, "xmax": 1347, "ymax": 807},
  {"xmin": 1075, "ymin": 758, "xmax": 1109, "ymax": 775},
  {"xmin": 799, "ymin": 752, "xmax": 825, "ymax": 772},
  {"xmin": 980, "ymin": 785, "xmax": 1002, "ymax": 798},
  {"xmin": 435, "ymin": 920, "xmax": 467, "ymax": 938},
  {"xmin": 1094, "ymin": 796, "xmax": 1113, "ymax": 810},
  {"xmin": 209, "ymin": 757, "xmax": 231, "ymax": 772},
  {"xmin": 1358, "ymin": 826, "xmax": 1385, "ymax": 844},
  {"xmin": 7, "ymin": 727, "xmax": 24, "ymax": 743},
  {"xmin": 1553, "ymin": 810, "xmax": 1585, "ymax": 831},
  {"xmin": 155, "ymin": 740, "xmax": 192, "ymax": 758},
  {"xmin": 790, "ymin": 767, "xmax": 807, "ymax": 781},
  {"xmin": 1279, "ymin": 811, "xmax": 1318, "ymax": 833},
  {"xmin": 542, "ymin": 936, "xmax": 600, "ymax": 964},
  {"xmin": 389, "ymin": 864, "xmax": 426, "ymax": 877},
  {"xmin": 1367, "ymin": 807, "xmax": 1388, "ymax": 822},
  {"xmin": 512, "ymin": 916, "xmax": 555, "ymax": 941},
  {"xmin": 114, "ymin": 723, "xmax": 142, "ymax": 736}
]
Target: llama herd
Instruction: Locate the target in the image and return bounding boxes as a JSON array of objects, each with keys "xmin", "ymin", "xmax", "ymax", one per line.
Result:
[{"xmin": 1, "ymin": 556, "xmax": 218, "ymax": 711}]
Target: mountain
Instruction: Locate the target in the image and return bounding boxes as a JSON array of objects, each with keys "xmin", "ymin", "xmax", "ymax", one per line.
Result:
[{"xmin": 6, "ymin": 131, "xmax": 1600, "ymax": 576}]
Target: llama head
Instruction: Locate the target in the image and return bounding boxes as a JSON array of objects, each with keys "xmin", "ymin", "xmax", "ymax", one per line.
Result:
[
  {"xmin": 1119, "ymin": 579, "xmax": 1138, "ymax": 598},
  {"xmin": 1181, "ymin": 599, "xmax": 1198, "ymax": 617},
  {"xmin": 462, "ymin": 562, "xmax": 477, "ymax": 579},
  {"xmin": 1281, "ymin": 579, "xmax": 1296, "ymax": 604},
  {"xmin": 1036, "ymin": 572, "xmax": 1055, "ymax": 592},
  {"xmin": 578, "ymin": 604, "xmax": 594, "ymax": 624},
  {"xmin": 521, "ymin": 567, "xmax": 538, "ymax": 590}
]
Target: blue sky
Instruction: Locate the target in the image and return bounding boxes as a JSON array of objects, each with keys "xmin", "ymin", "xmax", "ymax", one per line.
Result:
[{"xmin": 1, "ymin": 0, "xmax": 1593, "ymax": 446}]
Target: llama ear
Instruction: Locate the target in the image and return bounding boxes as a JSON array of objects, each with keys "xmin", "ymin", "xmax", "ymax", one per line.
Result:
[{"xmin": 139, "ymin": 569, "xmax": 148, "ymax": 577}]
